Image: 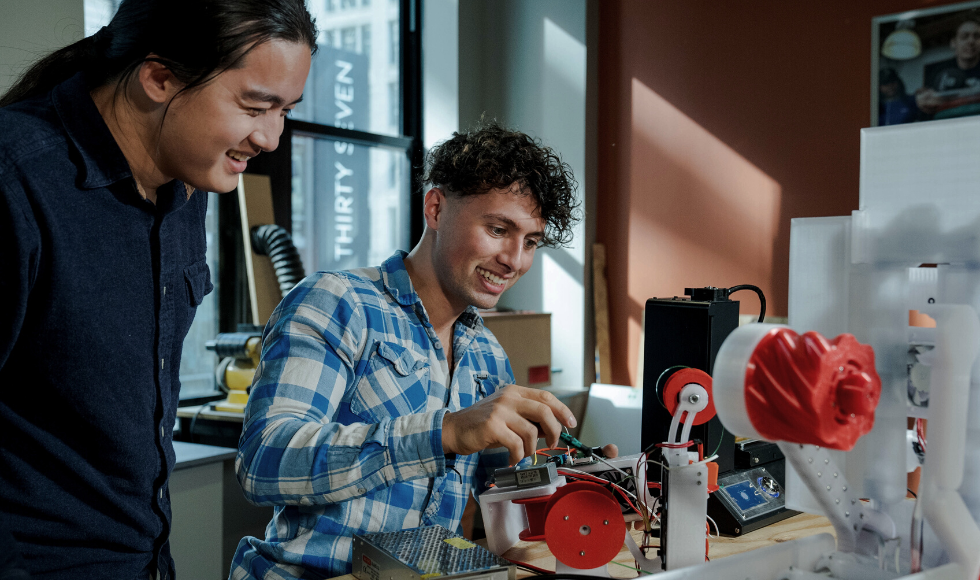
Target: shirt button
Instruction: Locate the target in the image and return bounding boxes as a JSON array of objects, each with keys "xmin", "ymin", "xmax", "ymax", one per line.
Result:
[{"xmin": 357, "ymin": 488, "xmax": 367, "ymax": 494}]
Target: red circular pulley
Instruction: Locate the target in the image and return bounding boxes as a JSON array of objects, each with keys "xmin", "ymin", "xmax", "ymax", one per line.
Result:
[
  {"xmin": 544, "ymin": 482, "xmax": 624, "ymax": 570},
  {"xmin": 662, "ymin": 368, "xmax": 715, "ymax": 425}
]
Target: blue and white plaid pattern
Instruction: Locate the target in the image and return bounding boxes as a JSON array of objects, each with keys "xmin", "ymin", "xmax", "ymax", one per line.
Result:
[{"xmin": 228, "ymin": 251, "xmax": 514, "ymax": 580}]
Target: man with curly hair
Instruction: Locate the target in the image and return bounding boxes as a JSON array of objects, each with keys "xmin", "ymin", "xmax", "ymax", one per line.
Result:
[{"xmin": 229, "ymin": 123, "xmax": 609, "ymax": 579}]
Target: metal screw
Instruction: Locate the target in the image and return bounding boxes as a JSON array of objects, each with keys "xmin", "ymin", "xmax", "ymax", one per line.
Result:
[
  {"xmin": 824, "ymin": 458, "xmax": 829, "ymax": 464},
  {"xmin": 603, "ymin": 520, "xmax": 608, "ymax": 525},
  {"xmin": 753, "ymin": 457, "xmax": 760, "ymax": 464},
  {"xmin": 564, "ymin": 516, "xmax": 569, "ymax": 520},
  {"xmin": 689, "ymin": 394, "xmax": 700, "ymax": 404},
  {"xmin": 834, "ymin": 472, "xmax": 838, "ymax": 478},
  {"xmin": 734, "ymin": 528, "xmax": 740, "ymax": 533},
  {"xmin": 698, "ymin": 472, "xmax": 702, "ymax": 476},
  {"xmin": 845, "ymin": 511, "xmax": 850, "ymax": 517},
  {"xmin": 860, "ymin": 513, "xmax": 864, "ymax": 519},
  {"xmin": 580, "ymin": 551, "xmax": 586, "ymax": 556},
  {"xmin": 843, "ymin": 486, "xmax": 848, "ymax": 492},
  {"xmin": 826, "ymin": 485, "xmax": 831, "ymax": 491},
  {"xmin": 817, "ymin": 472, "xmax": 822, "ymax": 478},
  {"xmin": 808, "ymin": 458, "xmax": 813, "ymax": 463},
  {"xmin": 835, "ymin": 499, "xmax": 840, "ymax": 504},
  {"xmin": 697, "ymin": 481, "xmax": 702, "ymax": 485}
]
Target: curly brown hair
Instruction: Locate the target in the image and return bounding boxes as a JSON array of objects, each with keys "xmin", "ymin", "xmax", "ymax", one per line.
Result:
[{"xmin": 422, "ymin": 121, "xmax": 580, "ymax": 248}]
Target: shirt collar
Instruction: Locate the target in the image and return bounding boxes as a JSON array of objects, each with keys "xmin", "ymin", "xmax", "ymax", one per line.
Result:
[
  {"xmin": 52, "ymin": 73, "xmax": 133, "ymax": 190},
  {"xmin": 380, "ymin": 251, "xmax": 484, "ymax": 332}
]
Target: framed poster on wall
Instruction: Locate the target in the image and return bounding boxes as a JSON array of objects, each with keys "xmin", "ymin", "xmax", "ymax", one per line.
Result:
[{"xmin": 872, "ymin": 1, "xmax": 980, "ymax": 126}]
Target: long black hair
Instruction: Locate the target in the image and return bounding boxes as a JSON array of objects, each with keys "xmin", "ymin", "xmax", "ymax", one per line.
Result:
[{"xmin": 0, "ymin": 0, "xmax": 317, "ymax": 108}]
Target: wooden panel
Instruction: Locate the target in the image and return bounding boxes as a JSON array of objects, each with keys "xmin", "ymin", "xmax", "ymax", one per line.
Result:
[
  {"xmin": 482, "ymin": 312, "xmax": 551, "ymax": 387},
  {"xmin": 592, "ymin": 243, "xmax": 613, "ymax": 384},
  {"xmin": 238, "ymin": 174, "xmax": 283, "ymax": 326}
]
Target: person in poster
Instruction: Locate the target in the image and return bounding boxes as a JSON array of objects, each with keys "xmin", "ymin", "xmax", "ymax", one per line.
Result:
[{"xmin": 915, "ymin": 17, "xmax": 980, "ymax": 119}]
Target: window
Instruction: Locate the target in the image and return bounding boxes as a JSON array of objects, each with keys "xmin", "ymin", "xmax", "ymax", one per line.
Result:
[
  {"xmin": 389, "ymin": 20, "xmax": 399, "ymax": 65},
  {"xmin": 361, "ymin": 25, "xmax": 372, "ymax": 58},
  {"xmin": 253, "ymin": 0, "xmax": 423, "ymax": 277},
  {"xmin": 342, "ymin": 27, "xmax": 357, "ymax": 52}
]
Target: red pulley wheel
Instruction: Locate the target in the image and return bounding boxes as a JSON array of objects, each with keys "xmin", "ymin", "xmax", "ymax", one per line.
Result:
[
  {"xmin": 662, "ymin": 367, "xmax": 716, "ymax": 425},
  {"xmin": 544, "ymin": 484, "xmax": 624, "ymax": 570}
]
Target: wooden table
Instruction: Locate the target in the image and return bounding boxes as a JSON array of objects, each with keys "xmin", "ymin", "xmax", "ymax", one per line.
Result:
[
  {"xmin": 331, "ymin": 513, "xmax": 834, "ymax": 580},
  {"xmin": 499, "ymin": 513, "xmax": 834, "ymax": 577}
]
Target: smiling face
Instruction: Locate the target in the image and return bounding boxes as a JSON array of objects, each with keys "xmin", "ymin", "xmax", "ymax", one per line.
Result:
[
  {"xmin": 429, "ymin": 185, "xmax": 546, "ymax": 311},
  {"xmin": 156, "ymin": 39, "xmax": 311, "ymax": 193}
]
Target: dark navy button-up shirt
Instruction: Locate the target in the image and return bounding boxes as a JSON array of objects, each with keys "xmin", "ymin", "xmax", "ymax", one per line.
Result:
[{"xmin": 0, "ymin": 73, "xmax": 212, "ymax": 579}]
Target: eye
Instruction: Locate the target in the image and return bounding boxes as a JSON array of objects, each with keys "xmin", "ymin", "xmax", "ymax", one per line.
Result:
[
  {"xmin": 247, "ymin": 107, "xmax": 266, "ymax": 117},
  {"xmin": 489, "ymin": 226, "xmax": 506, "ymax": 236},
  {"xmin": 524, "ymin": 238, "xmax": 540, "ymax": 250}
]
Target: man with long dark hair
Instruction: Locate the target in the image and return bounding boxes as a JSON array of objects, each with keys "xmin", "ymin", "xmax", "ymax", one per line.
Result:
[{"xmin": 0, "ymin": 1, "xmax": 317, "ymax": 578}]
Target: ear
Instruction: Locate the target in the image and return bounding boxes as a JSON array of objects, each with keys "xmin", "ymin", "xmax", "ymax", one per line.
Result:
[
  {"xmin": 137, "ymin": 57, "xmax": 182, "ymax": 105},
  {"xmin": 422, "ymin": 187, "xmax": 448, "ymax": 230}
]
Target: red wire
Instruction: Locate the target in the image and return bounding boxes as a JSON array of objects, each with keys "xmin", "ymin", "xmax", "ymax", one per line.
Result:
[
  {"xmin": 558, "ymin": 469, "xmax": 643, "ymax": 516},
  {"xmin": 536, "ymin": 447, "xmax": 569, "ymax": 455},
  {"xmin": 655, "ymin": 441, "xmax": 694, "ymax": 449}
]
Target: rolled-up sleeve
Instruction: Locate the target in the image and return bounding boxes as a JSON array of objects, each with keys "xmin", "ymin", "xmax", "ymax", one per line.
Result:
[{"xmin": 235, "ymin": 275, "xmax": 448, "ymax": 506}]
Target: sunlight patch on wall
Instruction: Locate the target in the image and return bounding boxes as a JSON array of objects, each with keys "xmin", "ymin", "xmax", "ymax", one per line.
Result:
[{"xmin": 625, "ymin": 78, "xmax": 782, "ymax": 385}]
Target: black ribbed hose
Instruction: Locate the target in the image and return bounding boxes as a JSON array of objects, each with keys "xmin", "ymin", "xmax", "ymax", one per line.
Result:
[{"xmin": 250, "ymin": 224, "xmax": 306, "ymax": 298}]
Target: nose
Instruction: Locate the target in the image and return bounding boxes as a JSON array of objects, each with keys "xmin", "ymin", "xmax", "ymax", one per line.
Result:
[
  {"xmin": 249, "ymin": 115, "xmax": 284, "ymax": 153},
  {"xmin": 497, "ymin": 237, "xmax": 527, "ymax": 273}
]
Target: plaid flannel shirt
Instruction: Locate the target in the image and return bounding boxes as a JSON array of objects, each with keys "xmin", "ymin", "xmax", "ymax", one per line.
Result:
[{"xmin": 228, "ymin": 251, "xmax": 514, "ymax": 580}]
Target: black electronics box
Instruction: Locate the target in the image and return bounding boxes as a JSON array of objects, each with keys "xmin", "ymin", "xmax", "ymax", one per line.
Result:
[
  {"xmin": 707, "ymin": 440, "xmax": 796, "ymax": 536},
  {"xmin": 640, "ymin": 289, "xmax": 738, "ymax": 476}
]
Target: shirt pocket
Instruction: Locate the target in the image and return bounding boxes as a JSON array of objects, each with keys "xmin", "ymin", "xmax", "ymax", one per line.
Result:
[
  {"xmin": 350, "ymin": 341, "xmax": 430, "ymax": 422},
  {"xmin": 476, "ymin": 373, "xmax": 506, "ymax": 400},
  {"xmin": 183, "ymin": 259, "xmax": 214, "ymax": 307}
]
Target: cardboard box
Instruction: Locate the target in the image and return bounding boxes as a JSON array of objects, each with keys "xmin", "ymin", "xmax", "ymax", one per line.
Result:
[{"xmin": 481, "ymin": 312, "xmax": 551, "ymax": 387}]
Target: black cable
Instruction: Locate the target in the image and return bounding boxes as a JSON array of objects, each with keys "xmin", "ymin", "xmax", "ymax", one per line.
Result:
[
  {"xmin": 188, "ymin": 404, "xmax": 207, "ymax": 443},
  {"xmin": 908, "ymin": 488, "xmax": 917, "ymax": 498},
  {"xmin": 250, "ymin": 224, "xmax": 306, "ymax": 298},
  {"xmin": 728, "ymin": 284, "xmax": 766, "ymax": 323}
]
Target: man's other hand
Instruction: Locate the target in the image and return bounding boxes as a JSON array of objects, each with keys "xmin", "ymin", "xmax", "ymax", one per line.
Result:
[{"xmin": 442, "ymin": 385, "xmax": 575, "ymax": 465}]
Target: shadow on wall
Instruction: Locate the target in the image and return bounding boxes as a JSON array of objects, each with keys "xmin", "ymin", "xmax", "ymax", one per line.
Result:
[{"xmin": 622, "ymin": 78, "xmax": 783, "ymax": 385}]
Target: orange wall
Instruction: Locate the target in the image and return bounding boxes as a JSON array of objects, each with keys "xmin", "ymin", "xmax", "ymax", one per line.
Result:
[{"xmin": 596, "ymin": 1, "xmax": 937, "ymax": 386}]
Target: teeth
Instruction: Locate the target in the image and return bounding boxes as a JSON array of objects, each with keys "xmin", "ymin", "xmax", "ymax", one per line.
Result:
[
  {"xmin": 477, "ymin": 267, "xmax": 505, "ymax": 285},
  {"xmin": 228, "ymin": 151, "xmax": 251, "ymax": 162}
]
